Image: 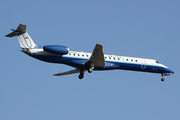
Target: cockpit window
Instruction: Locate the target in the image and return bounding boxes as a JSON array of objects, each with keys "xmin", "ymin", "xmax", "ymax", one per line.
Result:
[{"xmin": 156, "ymin": 61, "xmax": 160, "ymax": 64}]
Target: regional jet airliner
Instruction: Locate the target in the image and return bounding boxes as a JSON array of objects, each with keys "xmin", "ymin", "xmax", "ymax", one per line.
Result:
[{"xmin": 6, "ymin": 24, "xmax": 174, "ymax": 81}]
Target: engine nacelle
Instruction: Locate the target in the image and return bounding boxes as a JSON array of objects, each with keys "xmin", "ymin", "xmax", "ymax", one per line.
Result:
[{"xmin": 43, "ymin": 45, "xmax": 69, "ymax": 55}]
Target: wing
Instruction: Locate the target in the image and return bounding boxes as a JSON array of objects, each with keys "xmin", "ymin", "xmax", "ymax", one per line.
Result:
[
  {"xmin": 53, "ymin": 68, "xmax": 80, "ymax": 76},
  {"xmin": 89, "ymin": 44, "xmax": 105, "ymax": 66}
]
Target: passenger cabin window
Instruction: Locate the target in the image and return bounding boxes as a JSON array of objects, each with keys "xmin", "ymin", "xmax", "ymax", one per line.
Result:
[
  {"xmin": 82, "ymin": 54, "xmax": 84, "ymax": 57},
  {"xmin": 86, "ymin": 55, "xmax": 88, "ymax": 57}
]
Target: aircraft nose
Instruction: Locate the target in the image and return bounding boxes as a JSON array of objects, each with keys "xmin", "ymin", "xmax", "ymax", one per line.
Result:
[
  {"xmin": 162, "ymin": 68, "xmax": 174, "ymax": 76},
  {"xmin": 166, "ymin": 68, "xmax": 174, "ymax": 74}
]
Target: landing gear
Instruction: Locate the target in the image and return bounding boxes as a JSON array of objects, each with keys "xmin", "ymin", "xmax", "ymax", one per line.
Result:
[
  {"xmin": 161, "ymin": 78, "xmax": 165, "ymax": 81},
  {"xmin": 88, "ymin": 67, "xmax": 94, "ymax": 73},
  {"xmin": 78, "ymin": 69, "xmax": 84, "ymax": 79},
  {"xmin": 161, "ymin": 73, "xmax": 165, "ymax": 81},
  {"xmin": 88, "ymin": 62, "xmax": 94, "ymax": 73},
  {"xmin": 78, "ymin": 62, "xmax": 95, "ymax": 79},
  {"xmin": 78, "ymin": 74, "xmax": 84, "ymax": 79}
]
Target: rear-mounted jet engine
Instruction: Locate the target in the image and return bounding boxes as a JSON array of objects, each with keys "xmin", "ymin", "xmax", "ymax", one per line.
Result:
[{"xmin": 43, "ymin": 45, "xmax": 69, "ymax": 55}]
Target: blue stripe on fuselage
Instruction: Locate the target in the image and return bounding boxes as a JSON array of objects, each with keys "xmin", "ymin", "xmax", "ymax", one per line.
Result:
[{"xmin": 30, "ymin": 53, "xmax": 172, "ymax": 74}]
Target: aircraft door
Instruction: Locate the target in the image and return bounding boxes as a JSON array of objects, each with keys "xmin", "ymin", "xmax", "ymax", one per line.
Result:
[{"xmin": 141, "ymin": 60, "xmax": 146, "ymax": 69}]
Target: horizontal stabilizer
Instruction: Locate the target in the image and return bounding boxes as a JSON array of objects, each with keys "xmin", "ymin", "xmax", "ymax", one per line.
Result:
[
  {"xmin": 54, "ymin": 68, "xmax": 81, "ymax": 76},
  {"xmin": 5, "ymin": 31, "xmax": 16, "ymax": 37},
  {"xmin": 5, "ymin": 24, "xmax": 26, "ymax": 37}
]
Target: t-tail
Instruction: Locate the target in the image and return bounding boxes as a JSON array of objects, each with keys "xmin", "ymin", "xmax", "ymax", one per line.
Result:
[{"xmin": 5, "ymin": 24, "xmax": 36, "ymax": 49}]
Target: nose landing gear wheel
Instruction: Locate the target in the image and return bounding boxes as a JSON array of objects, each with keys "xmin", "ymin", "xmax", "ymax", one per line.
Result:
[
  {"xmin": 161, "ymin": 78, "xmax": 165, "ymax": 81},
  {"xmin": 161, "ymin": 73, "xmax": 165, "ymax": 81}
]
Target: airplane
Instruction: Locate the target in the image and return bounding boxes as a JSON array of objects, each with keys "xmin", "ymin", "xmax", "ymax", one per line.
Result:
[{"xmin": 6, "ymin": 24, "xmax": 174, "ymax": 81}]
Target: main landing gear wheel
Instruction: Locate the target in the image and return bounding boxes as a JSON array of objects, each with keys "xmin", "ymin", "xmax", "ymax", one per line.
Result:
[
  {"xmin": 88, "ymin": 67, "xmax": 94, "ymax": 73},
  {"xmin": 78, "ymin": 69, "xmax": 84, "ymax": 79},
  {"xmin": 78, "ymin": 74, "xmax": 84, "ymax": 79},
  {"xmin": 161, "ymin": 78, "xmax": 165, "ymax": 81},
  {"xmin": 88, "ymin": 62, "xmax": 94, "ymax": 73}
]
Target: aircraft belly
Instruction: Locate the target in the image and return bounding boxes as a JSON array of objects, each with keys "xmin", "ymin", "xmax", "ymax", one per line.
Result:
[{"xmin": 31, "ymin": 54, "xmax": 63, "ymax": 63}]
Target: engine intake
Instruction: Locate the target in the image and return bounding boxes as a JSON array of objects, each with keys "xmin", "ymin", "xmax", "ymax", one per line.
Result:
[{"xmin": 43, "ymin": 45, "xmax": 69, "ymax": 55}]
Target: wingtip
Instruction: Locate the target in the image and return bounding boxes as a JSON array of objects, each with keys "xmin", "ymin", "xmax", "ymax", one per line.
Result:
[
  {"xmin": 53, "ymin": 74, "xmax": 58, "ymax": 76},
  {"xmin": 96, "ymin": 43, "xmax": 103, "ymax": 46}
]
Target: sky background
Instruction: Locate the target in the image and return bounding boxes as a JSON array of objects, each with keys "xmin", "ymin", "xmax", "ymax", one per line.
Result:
[{"xmin": 0, "ymin": 0, "xmax": 180, "ymax": 120}]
